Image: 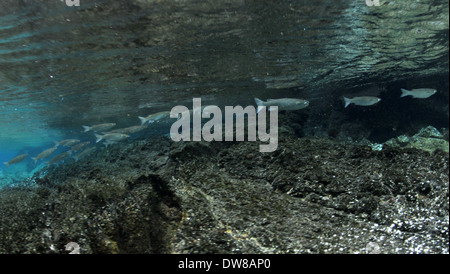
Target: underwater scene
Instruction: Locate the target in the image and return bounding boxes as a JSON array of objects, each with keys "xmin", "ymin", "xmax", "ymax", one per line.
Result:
[{"xmin": 0, "ymin": 0, "xmax": 448, "ymax": 254}]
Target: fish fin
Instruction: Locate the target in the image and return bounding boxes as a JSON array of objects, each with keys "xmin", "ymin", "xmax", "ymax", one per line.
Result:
[
  {"xmin": 257, "ymin": 106, "xmax": 266, "ymax": 114},
  {"xmin": 82, "ymin": 125, "xmax": 90, "ymax": 132},
  {"xmin": 53, "ymin": 141, "xmax": 60, "ymax": 147},
  {"xmin": 95, "ymin": 134, "xmax": 103, "ymax": 143},
  {"xmin": 254, "ymin": 98, "xmax": 264, "ymax": 107},
  {"xmin": 343, "ymin": 97, "xmax": 351, "ymax": 108},
  {"xmin": 31, "ymin": 157, "xmax": 37, "ymax": 164},
  {"xmin": 138, "ymin": 116, "xmax": 147, "ymax": 125},
  {"xmin": 3, "ymin": 162, "xmax": 9, "ymax": 167},
  {"xmin": 400, "ymin": 88, "xmax": 410, "ymax": 97},
  {"xmin": 255, "ymin": 98, "xmax": 266, "ymax": 114}
]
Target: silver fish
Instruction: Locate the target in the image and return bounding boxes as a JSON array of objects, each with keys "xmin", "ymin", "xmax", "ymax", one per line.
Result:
[
  {"xmin": 95, "ymin": 133, "xmax": 130, "ymax": 143},
  {"xmin": 343, "ymin": 96, "xmax": 381, "ymax": 108},
  {"xmin": 400, "ymin": 88, "xmax": 437, "ymax": 99},
  {"xmin": 75, "ymin": 147, "xmax": 96, "ymax": 161},
  {"xmin": 54, "ymin": 139, "xmax": 80, "ymax": 147},
  {"xmin": 3, "ymin": 153, "xmax": 28, "ymax": 167},
  {"xmin": 82, "ymin": 123, "xmax": 116, "ymax": 133},
  {"xmin": 46, "ymin": 152, "xmax": 70, "ymax": 165},
  {"xmin": 254, "ymin": 98, "xmax": 309, "ymax": 112},
  {"xmin": 32, "ymin": 147, "xmax": 57, "ymax": 164},
  {"xmin": 105, "ymin": 125, "xmax": 147, "ymax": 135},
  {"xmin": 69, "ymin": 141, "xmax": 91, "ymax": 153},
  {"xmin": 138, "ymin": 111, "xmax": 171, "ymax": 125},
  {"xmin": 64, "ymin": 139, "xmax": 80, "ymax": 147}
]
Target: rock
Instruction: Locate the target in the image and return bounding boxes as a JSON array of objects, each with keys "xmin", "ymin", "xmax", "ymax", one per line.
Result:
[
  {"xmin": 0, "ymin": 136, "xmax": 448, "ymax": 254},
  {"xmin": 397, "ymin": 135, "xmax": 411, "ymax": 144},
  {"xmin": 369, "ymin": 143, "xmax": 383, "ymax": 151},
  {"xmin": 385, "ymin": 126, "xmax": 449, "ymax": 153},
  {"xmin": 417, "ymin": 126, "xmax": 443, "ymax": 138}
]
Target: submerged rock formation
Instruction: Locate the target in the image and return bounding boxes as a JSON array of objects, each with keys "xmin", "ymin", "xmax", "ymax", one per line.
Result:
[
  {"xmin": 0, "ymin": 134, "xmax": 448, "ymax": 253},
  {"xmin": 385, "ymin": 126, "xmax": 449, "ymax": 153}
]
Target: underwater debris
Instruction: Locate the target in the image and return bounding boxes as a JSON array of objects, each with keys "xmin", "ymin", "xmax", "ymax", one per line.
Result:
[
  {"xmin": 3, "ymin": 153, "xmax": 28, "ymax": 167},
  {"xmin": 343, "ymin": 96, "xmax": 381, "ymax": 108},
  {"xmin": 400, "ymin": 88, "xmax": 437, "ymax": 99}
]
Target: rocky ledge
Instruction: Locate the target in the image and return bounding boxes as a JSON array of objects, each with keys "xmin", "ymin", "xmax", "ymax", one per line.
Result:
[{"xmin": 0, "ymin": 134, "xmax": 448, "ymax": 254}]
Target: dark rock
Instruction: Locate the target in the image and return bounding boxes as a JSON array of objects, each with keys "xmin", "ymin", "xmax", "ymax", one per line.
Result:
[{"xmin": 0, "ymin": 135, "xmax": 448, "ymax": 254}]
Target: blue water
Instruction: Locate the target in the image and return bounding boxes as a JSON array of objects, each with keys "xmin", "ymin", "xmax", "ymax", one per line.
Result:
[{"xmin": 1, "ymin": 0, "xmax": 448, "ymax": 187}]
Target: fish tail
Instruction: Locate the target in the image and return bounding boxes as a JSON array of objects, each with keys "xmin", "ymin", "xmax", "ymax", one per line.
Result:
[
  {"xmin": 254, "ymin": 98, "xmax": 264, "ymax": 107},
  {"xmin": 82, "ymin": 125, "xmax": 91, "ymax": 132},
  {"xmin": 400, "ymin": 88, "xmax": 410, "ymax": 97},
  {"xmin": 138, "ymin": 116, "xmax": 147, "ymax": 125},
  {"xmin": 3, "ymin": 162, "xmax": 9, "ymax": 167},
  {"xmin": 343, "ymin": 97, "xmax": 351, "ymax": 108},
  {"xmin": 254, "ymin": 98, "xmax": 265, "ymax": 113},
  {"xmin": 95, "ymin": 133, "xmax": 103, "ymax": 143}
]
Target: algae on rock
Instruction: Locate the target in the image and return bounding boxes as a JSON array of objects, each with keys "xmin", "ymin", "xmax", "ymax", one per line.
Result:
[{"xmin": 385, "ymin": 126, "xmax": 449, "ymax": 153}]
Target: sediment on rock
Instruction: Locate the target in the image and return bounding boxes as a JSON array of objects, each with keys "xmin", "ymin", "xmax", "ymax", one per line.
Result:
[{"xmin": 0, "ymin": 135, "xmax": 448, "ymax": 254}]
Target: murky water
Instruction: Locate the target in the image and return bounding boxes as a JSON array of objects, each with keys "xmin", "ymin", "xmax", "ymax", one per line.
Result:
[{"xmin": 0, "ymin": 0, "xmax": 449, "ymax": 184}]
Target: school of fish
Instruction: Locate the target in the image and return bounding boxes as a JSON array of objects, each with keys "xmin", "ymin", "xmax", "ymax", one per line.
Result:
[{"xmin": 3, "ymin": 87, "xmax": 438, "ymax": 167}]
